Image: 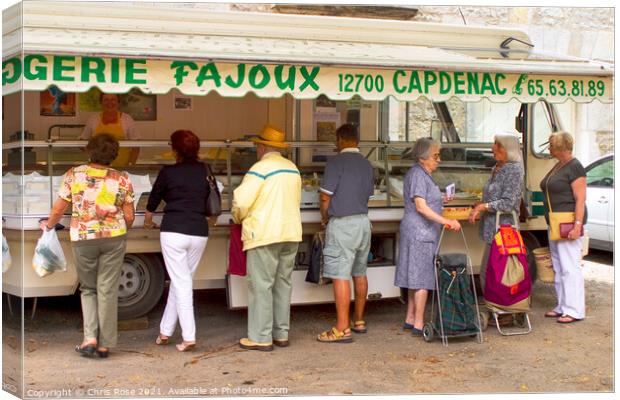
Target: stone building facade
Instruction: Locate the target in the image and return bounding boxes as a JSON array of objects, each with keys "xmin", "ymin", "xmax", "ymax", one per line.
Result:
[{"xmin": 414, "ymin": 6, "xmax": 614, "ymax": 161}]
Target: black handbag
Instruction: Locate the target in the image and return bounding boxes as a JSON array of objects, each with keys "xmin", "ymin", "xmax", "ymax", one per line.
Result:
[
  {"xmin": 305, "ymin": 231, "xmax": 332, "ymax": 285},
  {"xmin": 204, "ymin": 163, "xmax": 222, "ymax": 217}
]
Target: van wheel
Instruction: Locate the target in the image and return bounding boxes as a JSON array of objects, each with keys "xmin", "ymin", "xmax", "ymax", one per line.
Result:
[
  {"xmin": 521, "ymin": 232, "xmax": 540, "ymax": 283},
  {"xmin": 117, "ymin": 254, "xmax": 165, "ymax": 320}
]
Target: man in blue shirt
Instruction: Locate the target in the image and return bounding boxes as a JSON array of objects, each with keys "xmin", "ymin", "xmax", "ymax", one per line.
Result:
[{"xmin": 316, "ymin": 124, "xmax": 374, "ymax": 343}]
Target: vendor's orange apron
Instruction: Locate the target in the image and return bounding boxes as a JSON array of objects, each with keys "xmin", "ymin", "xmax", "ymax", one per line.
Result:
[{"xmin": 93, "ymin": 112, "xmax": 131, "ymax": 167}]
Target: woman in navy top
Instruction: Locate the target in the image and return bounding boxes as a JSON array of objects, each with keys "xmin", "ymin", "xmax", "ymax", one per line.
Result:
[{"xmin": 144, "ymin": 130, "xmax": 211, "ymax": 352}]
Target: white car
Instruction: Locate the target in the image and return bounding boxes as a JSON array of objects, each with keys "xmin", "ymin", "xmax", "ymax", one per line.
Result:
[{"xmin": 585, "ymin": 155, "xmax": 614, "ymax": 251}]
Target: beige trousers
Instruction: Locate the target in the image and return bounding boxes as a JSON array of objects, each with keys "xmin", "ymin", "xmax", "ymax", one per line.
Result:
[{"xmin": 72, "ymin": 237, "xmax": 126, "ymax": 348}]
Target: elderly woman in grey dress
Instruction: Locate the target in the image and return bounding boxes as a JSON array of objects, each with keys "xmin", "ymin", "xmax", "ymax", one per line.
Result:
[
  {"xmin": 395, "ymin": 138, "xmax": 461, "ymax": 336},
  {"xmin": 468, "ymin": 132, "xmax": 524, "ymax": 293}
]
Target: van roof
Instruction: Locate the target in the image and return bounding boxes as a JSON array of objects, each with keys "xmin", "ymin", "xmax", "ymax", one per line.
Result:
[
  {"xmin": 2, "ymin": 2, "xmax": 613, "ymax": 103},
  {"xmin": 3, "ymin": 1, "xmax": 612, "ymax": 74}
]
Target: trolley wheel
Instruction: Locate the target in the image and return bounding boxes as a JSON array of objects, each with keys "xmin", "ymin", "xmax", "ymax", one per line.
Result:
[
  {"xmin": 479, "ymin": 311, "xmax": 489, "ymax": 331},
  {"xmin": 422, "ymin": 323, "xmax": 434, "ymax": 342}
]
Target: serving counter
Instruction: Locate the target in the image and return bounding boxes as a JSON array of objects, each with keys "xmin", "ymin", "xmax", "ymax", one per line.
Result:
[{"xmin": 2, "ymin": 140, "xmax": 492, "ymax": 311}]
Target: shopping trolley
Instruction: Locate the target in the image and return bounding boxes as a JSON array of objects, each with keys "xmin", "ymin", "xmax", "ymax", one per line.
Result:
[
  {"xmin": 423, "ymin": 227, "xmax": 484, "ymax": 346},
  {"xmin": 481, "ymin": 211, "xmax": 532, "ymax": 336}
]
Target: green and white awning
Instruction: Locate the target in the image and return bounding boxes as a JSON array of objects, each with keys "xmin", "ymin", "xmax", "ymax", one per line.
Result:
[{"xmin": 2, "ymin": 54, "xmax": 613, "ymax": 103}]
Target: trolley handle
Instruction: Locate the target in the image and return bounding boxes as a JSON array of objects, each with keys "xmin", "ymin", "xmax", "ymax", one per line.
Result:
[
  {"xmin": 494, "ymin": 210, "xmax": 519, "ymax": 230},
  {"xmin": 435, "ymin": 226, "xmax": 471, "ymax": 260}
]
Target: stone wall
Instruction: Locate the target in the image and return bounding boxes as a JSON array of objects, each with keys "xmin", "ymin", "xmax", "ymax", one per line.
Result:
[
  {"xmin": 163, "ymin": 3, "xmax": 614, "ymax": 161},
  {"xmin": 415, "ymin": 6, "xmax": 614, "ymax": 161}
]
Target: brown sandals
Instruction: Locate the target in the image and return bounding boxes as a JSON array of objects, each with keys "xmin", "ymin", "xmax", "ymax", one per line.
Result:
[
  {"xmin": 351, "ymin": 320, "xmax": 368, "ymax": 334},
  {"xmin": 317, "ymin": 327, "xmax": 353, "ymax": 343}
]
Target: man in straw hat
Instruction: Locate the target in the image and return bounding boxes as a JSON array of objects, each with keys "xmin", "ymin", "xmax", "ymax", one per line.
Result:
[
  {"xmin": 316, "ymin": 123, "xmax": 374, "ymax": 343},
  {"xmin": 232, "ymin": 124, "xmax": 302, "ymax": 351}
]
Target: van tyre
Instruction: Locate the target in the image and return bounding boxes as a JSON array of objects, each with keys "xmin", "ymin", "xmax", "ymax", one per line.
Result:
[{"xmin": 117, "ymin": 253, "xmax": 165, "ymax": 320}]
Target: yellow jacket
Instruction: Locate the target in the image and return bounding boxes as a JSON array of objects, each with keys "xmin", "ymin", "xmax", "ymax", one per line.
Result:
[{"xmin": 232, "ymin": 152, "xmax": 302, "ymax": 251}]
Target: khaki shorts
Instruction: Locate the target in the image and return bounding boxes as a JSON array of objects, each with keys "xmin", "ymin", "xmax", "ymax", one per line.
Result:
[{"xmin": 322, "ymin": 214, "xmax": 371, "ymax": 280}]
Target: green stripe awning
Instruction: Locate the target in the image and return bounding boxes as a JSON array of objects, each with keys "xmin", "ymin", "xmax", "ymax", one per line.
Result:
[{"xmin": 2, "ymin": 54, "xmax": 613, "ymax": 103}]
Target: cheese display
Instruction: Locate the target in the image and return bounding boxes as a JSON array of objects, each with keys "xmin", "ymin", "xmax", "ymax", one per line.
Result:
[{"xmin": 442, "ymin": 207, "xmax": 476, "ymax": 220}]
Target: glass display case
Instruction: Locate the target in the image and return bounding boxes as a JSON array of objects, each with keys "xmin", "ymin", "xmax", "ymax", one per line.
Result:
[
  {"xmin": 2, "ymin": 140, "xmax": 496, "ymax": 226},
  {"xmin": 3, "ymin": 140, "xmax": 412, "ymax": 219}
]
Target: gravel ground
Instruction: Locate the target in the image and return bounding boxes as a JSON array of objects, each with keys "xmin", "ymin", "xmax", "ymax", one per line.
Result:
[{"xmin": 2, "ymin": 252, "xmax": 614, "ymax": 398}]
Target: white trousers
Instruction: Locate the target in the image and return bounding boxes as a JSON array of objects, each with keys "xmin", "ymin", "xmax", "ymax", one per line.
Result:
[
  {"xmin": 548, "ymin": 237, "xmax": 585, "ymax": 319},
  {"xmin": 160, "ymin": 232, "xmax": 208, "ymax": 342}
]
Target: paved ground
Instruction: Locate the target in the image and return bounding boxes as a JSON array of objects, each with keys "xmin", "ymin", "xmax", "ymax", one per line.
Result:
[{"xmin": 2, "ymin": 250, "xmax": 614, "ymax": 398}]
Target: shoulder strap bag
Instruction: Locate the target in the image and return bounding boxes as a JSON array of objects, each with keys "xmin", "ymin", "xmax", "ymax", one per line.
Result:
[
  {"xmin": 544, "ymin": 165, "xmax": 583, "ymax": 241},
  {"xmin": 204, "ymin": 163, "xmax": 222, "ymax": 217}
]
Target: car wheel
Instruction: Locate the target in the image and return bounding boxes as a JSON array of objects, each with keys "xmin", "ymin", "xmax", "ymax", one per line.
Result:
[{"xmin": 117, "ymin": 253, "xmax": 165, "ymax": 320}]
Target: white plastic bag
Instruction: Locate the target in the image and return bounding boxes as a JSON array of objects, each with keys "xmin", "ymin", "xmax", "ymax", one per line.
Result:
[
  {"xmin": 32, "ymin": 228, "xmax": 67, "ymax": 278},
  {"xmin": 2, "ymin": 234, "xmax": 11, "ymax": 273}
]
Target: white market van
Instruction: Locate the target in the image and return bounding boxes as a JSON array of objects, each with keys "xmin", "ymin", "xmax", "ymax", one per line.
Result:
[{"xmin": 2, "ymin": 2, "xmax": 613, "ymax": 318}]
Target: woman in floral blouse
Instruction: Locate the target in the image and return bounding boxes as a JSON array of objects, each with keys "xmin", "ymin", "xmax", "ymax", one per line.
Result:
[
  {"xmin": 468, "ymin": 132, "xmax": 524, "ymax": 294},
  {"xmin": 42, "ymin": 133, "xmax": 135, "ymax": 358}
]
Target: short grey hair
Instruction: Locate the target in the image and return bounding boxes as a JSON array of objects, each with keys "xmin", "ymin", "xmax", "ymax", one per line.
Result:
[
  {"xmin": 411, "ymin": 137, "xmax": 440, "ymax": 162},
  {"xmin": 494, "ymin": 132, "xmax": 522, "ymax": 163}
]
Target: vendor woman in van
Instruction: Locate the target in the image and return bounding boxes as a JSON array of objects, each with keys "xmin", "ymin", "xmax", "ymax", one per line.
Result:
[{"xmin": 80, "ymin": 93, "xmax": 141, "ymax": 167}]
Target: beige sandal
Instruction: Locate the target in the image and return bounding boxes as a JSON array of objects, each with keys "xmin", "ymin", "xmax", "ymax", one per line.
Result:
[
  {"xmin": 176, "ymin": 341, "xmax": 196, "ymax": 352},
  {"xmin": 155, "ymin": 334, "xmax": 169, "ymax": 345},
  {"xmin": 317, "ymin": 327, "xmax": 353, "ymax": 343}
]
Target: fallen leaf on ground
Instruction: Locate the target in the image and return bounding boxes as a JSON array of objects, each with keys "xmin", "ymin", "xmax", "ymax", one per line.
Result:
[
  {"xmin": 424, "ymin": 356, "xmax": 441, "ymax": 364},
  {"xmin": 519, "ymin": 384, "xmax": 528, "ymax": 391},
  {"xmin": 117, "ymin": 349, "xmax": 155, "ymax": 357},
  {"xmin": 184, "ymin": 358, "xmax": 200, "ymax": 367},
  {"xmin": 289, "ymin": 373, "xmax": 304, "ymax": 381},
  {"xmin": 6, "ymin": 336, "xmax": 17, "ymax": 349},
  {"xmin": 576, "ymin": 375, "xmax": 591, "ymax": 383}
]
